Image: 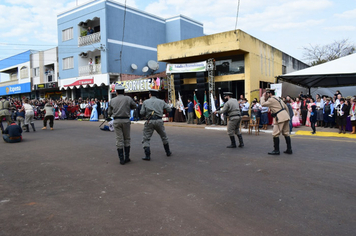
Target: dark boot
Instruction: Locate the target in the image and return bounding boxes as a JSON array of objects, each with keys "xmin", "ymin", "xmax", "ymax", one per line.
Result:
[
  {"xmin": 237, "ymin": 135, "xmax": 244, "ymax": 148},
  {"xmin": 164, "ymin": 143, "xmax": 172, "ymax": 156},
  {"xmin": 324, "ymin": 122, "xmax": 328, "ymax": 128},
  {"xmin": 142, "ymin": 147, "xmax": 151, "ymax": 161},
  {"xmin": 226, "ymin": 136, "xmax": 237, "ymax": 148},
  {"xmin": 124, "ymin": 146, "xmax": 131, "ymax": 163},
  {"xmin": 117, "ymin": 149, "xmax": 125, "ymax": 165},
  {"xmin": 268, "ymin": 137, "xmax": 280, "ymax": 155},
  {"xmin": 284, "ymin": 136, "xmax": 293, "ymax": 154},
  {"xmin": 25, "ymin": 124, "xmax": 30, "ymax": 132},
  {"xmin": 338, "ymin": 127, "xmax": 342, "ymax": 134},
  {"xmin": 343, "ymin": 127, "xmax": 346, "ymax": 134},
  {"xmin": 31, "ymin": 123, "xmax": 36, "ymax": 132}
]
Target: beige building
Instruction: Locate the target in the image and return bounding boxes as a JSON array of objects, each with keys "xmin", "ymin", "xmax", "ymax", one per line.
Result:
[{"xmin": 158, "ymin": 30, "xmax": 308, "ymax": 103}]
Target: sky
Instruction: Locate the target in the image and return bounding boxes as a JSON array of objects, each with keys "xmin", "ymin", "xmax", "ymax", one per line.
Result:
[{"xmin": 0, "ymin": 0, "xmax": 355, "ymax": 63}]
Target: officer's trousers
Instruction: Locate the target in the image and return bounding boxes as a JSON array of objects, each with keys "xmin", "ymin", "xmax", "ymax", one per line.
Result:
[
  {"xmin": 113, "ymin": 119, "xmax": 131, "ymax": 149},
  {"xmin": 272, "ymin": 121, "xmax": 290, "ymax": 137},
  {"xmin": 227, "ymin": 116, "xmax": 242, "ymax": 136},
  {"xmin": 142, "ymin": 120, "xmax": 168, "ymax": 147}
]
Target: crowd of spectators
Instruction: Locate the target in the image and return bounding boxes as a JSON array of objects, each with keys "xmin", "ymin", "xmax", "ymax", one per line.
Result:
[
  {"xmin": 3, "ymin": 90, "xmax": 356, "ymax": 135},
  {"xmin": 163, "ymin": 91, "xmax": 356, "ymax": 135}
]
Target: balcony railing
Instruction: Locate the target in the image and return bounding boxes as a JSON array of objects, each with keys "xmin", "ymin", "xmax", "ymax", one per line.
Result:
[
  {"xmin": 79, "ymin": 64, "xmax": 101, "ymax": 76},
  {"xmin": 78, "ymin": 32, "xmax": 101, "ymax": 47}
]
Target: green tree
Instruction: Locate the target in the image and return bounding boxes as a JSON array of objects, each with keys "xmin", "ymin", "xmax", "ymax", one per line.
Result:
[{"xmin": 303, "ymin": 39, "xmax": 356, "ymax": 66}]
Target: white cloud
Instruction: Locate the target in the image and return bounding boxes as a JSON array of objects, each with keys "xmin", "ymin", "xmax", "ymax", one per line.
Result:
[
  {"xmin": 335, "ymin": 8, "xmax": 356, "ymax": 19},
  {"xmin": 324, "ymin": 25, "xmax": 356, "ymax": 31}
]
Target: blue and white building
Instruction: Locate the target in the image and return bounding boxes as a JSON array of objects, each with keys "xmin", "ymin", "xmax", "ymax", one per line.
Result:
[
  {"xmin": 0, "ymin": 51, "xmax": 34, "ymax": 99},
  {"xmin": 57, "ymin": 0, "xmax": 204, "ymax": 100}
]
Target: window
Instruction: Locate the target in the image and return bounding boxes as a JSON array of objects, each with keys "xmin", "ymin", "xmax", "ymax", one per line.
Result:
[
  {"xmin": 63, "ymin": 57, "xmax": 74, "ymax": 70},
  {"xmin": 33, "ymin": 67, "xmax": 39, "ymax": 77},
  {"xmin": 20, "ymin": 66, "xmax": 28, "ymax": 79},
  {"xmin": 62, "ymin": 27, "xmax": 73, "ymax": 41}
]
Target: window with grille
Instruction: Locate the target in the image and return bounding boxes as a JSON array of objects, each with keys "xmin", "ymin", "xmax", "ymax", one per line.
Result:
[
  {"xmin": 62, "ymin": 27, "xmax": 73, "ymax": 41},
  {"xmin": 63, "ymin": 57, "xmax": 74, "ymax": 70},
  {"xmin": 33, "ymin": 67, "xmax": 39, "ymax": 77}
]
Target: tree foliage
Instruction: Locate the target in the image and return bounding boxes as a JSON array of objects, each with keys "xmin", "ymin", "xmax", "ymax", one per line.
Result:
[{"xmin": 303, "ymin": 39, "xmax": 356, "ymax": 66}]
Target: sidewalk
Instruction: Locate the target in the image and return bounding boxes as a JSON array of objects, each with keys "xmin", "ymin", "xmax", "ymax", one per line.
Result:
[{"xmin": 130, "ymin": 120, "xmax": 356, "ymax": 139}]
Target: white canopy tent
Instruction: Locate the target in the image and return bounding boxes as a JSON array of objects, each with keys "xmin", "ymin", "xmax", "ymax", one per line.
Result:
[{"xmin": 277, "ymin": 53, "xmax": 356, "ymax": 89}]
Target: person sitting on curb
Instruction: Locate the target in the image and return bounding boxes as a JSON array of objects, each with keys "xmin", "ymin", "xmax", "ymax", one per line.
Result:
[{"xmin": 3, "ymin": 121, "xmax": 22, "ymax": 143}]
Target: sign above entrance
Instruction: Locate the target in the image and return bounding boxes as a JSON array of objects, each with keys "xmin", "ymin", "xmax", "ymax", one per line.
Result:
[
  {"xmin": 166, "ymin": 61, "xmax": 207, "ymax": 73},
  {"xmin": 34, "ymin": 82, "xmax": 58, "ymax": 90},
  {"xmin": 114, "ymin": 77, "xmax": 167, "ymax": 93},
  {"xmin": 64, "ymin": 78, "xmax": 94, "ymax": 87},
  {"xmin": 0, "ymin": 82, "xmax": 31, "ymax": 96}
]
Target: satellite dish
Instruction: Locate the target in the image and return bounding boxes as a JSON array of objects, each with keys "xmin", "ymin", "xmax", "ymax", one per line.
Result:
[
  {"xmin": 148, "ymin": 60, "xmax": 159, "ymax": 71},
  {"xmin": 131, "ymin": 64, "xmax": 137, "ymax": 70},
  {"xmin": 142, "ymin": 66, "xmax": 149, "ymax": 73}
]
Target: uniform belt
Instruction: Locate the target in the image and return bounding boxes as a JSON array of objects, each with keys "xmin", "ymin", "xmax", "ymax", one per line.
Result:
[
  {"xmin": 150, "ymin": 116, "xmax": 162, "ymax": 120},
  {"xmin": 113, "ymin": 117, "xmax": 130, "ymax": 119},
  {"xmin": 229, "ymin": 114, "xmax": 241, "ymax": 118}
]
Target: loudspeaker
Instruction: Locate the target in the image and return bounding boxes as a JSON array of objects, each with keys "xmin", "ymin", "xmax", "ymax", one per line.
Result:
[
  {"xmin": 196, "ymin": 72, "xmax": 205, "ymax": 92},
  {"xmin": 197, "ymin": 83, "xmax": 205, "ymax": 90},
  {"xmin": 174, "ymin": 74, "xmax": 181, "ymax": 81},
  {"xmin": 196, "ymin": 72, "xmax": 205, "ymax": 77},
  {"xmin": 174, "ymin": 74, "xmax": 182, "ymax": 92}
]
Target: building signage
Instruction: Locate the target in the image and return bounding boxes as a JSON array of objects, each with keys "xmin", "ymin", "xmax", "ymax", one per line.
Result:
[
  {"xmin": 34, "ymin": 82, "xmax": 58, "ymax": 90},
  {"xmin": 270, "ymin": 83, "xmax": 282, "ymax": 98},
  {"xmin": 0, "ymin": 82, "xmax": 31, "ymax": 96},
  {"xmin": 64, "ymin": 78, "xmax": 94, "ymax": 87},
  {"xmin": 114, "ymin": 77, "xmax": 167, "ymax": 93},
  {"xmin": 166, "ymin": 61, "xmax": 207, "ymax": 73}
]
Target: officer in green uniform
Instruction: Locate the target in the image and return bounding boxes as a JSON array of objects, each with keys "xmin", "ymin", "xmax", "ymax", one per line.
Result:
[
  {"xmin": 108, "ymin": 85, "xmax": 137, "ymax": 165},
  {"xmin": 214, "ymin": 92, "xmax": 244, "ymax": 148},
  {"xmin": 140, "ymin": 89, "xmax": 172, "ymax": 161},
  {"xmin": 0, "ymin": 96, "xmax": 12, "ymax": 134}
]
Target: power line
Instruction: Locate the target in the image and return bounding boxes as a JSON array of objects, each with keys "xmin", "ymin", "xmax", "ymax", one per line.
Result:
[{"xmin": 119, "ymin": 0, "xmax": 127, "ymax": 77}]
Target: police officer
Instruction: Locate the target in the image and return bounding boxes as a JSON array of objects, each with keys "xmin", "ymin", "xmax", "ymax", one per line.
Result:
[
  {"xmin": 108, "ymin": 85, "xmax": 137, "ymax": 165},
  {"xmin": 261, "ymin": 88, "xmax": 292, "ymax": 155},
  {"xmin": 0, "ymin": 96, "xmax": 12, "ymax": 134},
  {"xmin": 214, "ymin": 92, "xmax": 244, "ymax": 148},
  {"xmin": 140, "ymin": 89, "xmax": 172, "ymax": 161}
]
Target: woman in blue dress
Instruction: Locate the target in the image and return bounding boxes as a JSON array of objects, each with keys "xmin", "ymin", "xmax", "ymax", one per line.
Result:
[{"xmin": 90, "ymin": 103, "xmax": 98, "ymax": 122}]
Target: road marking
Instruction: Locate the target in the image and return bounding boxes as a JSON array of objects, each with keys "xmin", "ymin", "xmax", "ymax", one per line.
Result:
[{"xmin": 292, "ymin": 136, "xmax": 356, "ymax": 143}]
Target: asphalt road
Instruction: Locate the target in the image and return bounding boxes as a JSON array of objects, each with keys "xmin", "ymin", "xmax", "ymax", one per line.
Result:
[{"xmin": 1, "ymin": 120, "xmax": 355, "ymax": 236}]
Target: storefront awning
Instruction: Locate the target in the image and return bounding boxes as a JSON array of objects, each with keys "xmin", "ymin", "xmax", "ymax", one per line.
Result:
[{"xmin": 59, "ymin": 74, "xmax": 109, "ymax": 90}]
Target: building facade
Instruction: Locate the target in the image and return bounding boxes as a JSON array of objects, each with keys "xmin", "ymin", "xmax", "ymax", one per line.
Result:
[
  {"xmin": 31, "ymin": 48, "xmax": 59, "ymax": 99},
  {"xmin": 157, "ymin": 30, "xmax": 309, "ymax": 104},
  {"xmin": 57, "ymin": 0, "xmax": 204, "ymax": 100},
  {"xmin": 0, "ymin": 51, "xmax": 33, "ymax": 99}
]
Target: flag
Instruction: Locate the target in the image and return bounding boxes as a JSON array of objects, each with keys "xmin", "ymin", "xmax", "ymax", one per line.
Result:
[
  {"xmin": 194, "ymin": 93, "xmax": 202, "ymax": 119},
  {"xmin": 210, "ymin": 92, "xmax": 216, "ymax": 113},
  {"xmin": 203, "ymin": 92, "xmax": 209, "ymax": 118},
  {"xmin": 219, "ymin": 94, "xmax": 224, "ymax": 120},
  {"xmin": 178, "ymin": 92, "xmax": 186, "ymax": 116}
]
